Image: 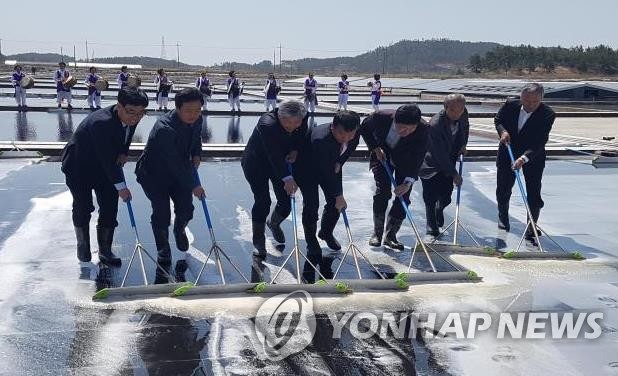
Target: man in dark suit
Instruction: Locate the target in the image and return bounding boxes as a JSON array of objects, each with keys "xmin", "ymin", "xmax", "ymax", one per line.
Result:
[
  {"xmin": 135, "ymin": 88, "xmax": 206, "ymax": 272},
  {"xmin": 360, "ymin": 104, "xmax": 430, "ymax": 249},
  {"xmin": 61, "ymin": 87, "xmax": 149, "ymax": 265},
  {"xmin": 495, "ymin": 83, "xmax": 555, "ymax": 239},
  {"xmin": 241, "ymin": 101, "xmax": 308, "ymax": 257},
  {"xmin": 295, "ymin": 110, "xmax": 361, "ymax": 282},
  {"xmin": 419, "ymin": 94, "xmax": 470, "ymax": 236}
]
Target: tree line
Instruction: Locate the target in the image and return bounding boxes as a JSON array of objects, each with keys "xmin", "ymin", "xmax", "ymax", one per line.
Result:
[{"xmin": 468, "ymin": 45, "xmax": 618, "ymax": 75}]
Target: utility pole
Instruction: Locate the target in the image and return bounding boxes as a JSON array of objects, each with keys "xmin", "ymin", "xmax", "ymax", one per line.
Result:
[
  {"xmin": 73, "ymin": 45, "xmax": 76, "ymax": 67},
  {"xmin": 273, "ymin": 48, "xmax": 276, "ymax": 71},
  {"xmin": 160, "ymin": 36, "xmax": 167, "ymax": 60},
  {"xmin": 279, "ymin": 44, "xmax": 282, "ymax": 74},
  {"xmin": 382, "ymin": 47, "xmax": 386, "ymax": 74},
  {"xmin": 85, "ymin": 40, "xmax": 89, "ymax": 63},
  {"xmin": 0, "ymin": 38, "xmax": 3, "ymax": 57},
  {"xmin": 60, "ymin": 47, "xmax": 64, "ymax": 59},
  {"xmin": 176, "ymin": 42, "xmax": 180, "ymax": 67}
]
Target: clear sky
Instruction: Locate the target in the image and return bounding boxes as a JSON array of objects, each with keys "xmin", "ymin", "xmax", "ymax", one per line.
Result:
[{"xmin": 1, "ymin": 0, "xmax": 616, "ymax": 65}]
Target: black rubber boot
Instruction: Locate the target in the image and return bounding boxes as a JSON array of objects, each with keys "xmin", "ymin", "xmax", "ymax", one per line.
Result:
[
  {"xmin": 525, "ymin": 207, "xmax": 542, "ymax": 240},
  {"xmin": 435, "ymin": 203, "xmax": 445, "ymax": 228},
  {"xmin": 252, "ymin": 221, "xmax": 267, "ymax": 258},
  {"xmin": 318, "ymin": 209, "xmax": 341, "ymax": 250},
  {"xmin": 425, "ymin": 203, "xmax": 440, "ymax": 236},
  {"xmin": 498, "ymin": 202, "xmax": 510, "ymax": 231},
  {"xmin": 266, "ymin": 210, "xmax": 286, "ymax": 244},
  {"xmin": 304, "ymin": 221, "xmax": 322, "ymax": 253},
  {"xmin": 173, "ymin": 220, "xmax": 189, "ymax": 252},
  {"xmin": 319, "ymin": 256, "xmax": 335, "ymax": 280},
  {"xmin": 97, "ymin": 227, "xmax": 121, "ymax": 267},
  {"xmin": 175, "ymin": 260, "xmax": 188, "ymax": 282},
  {"xmin": 74, "ymin": 225, "xmax": 91, "ymax": 262},
  {"xmin": 152, "ymin": 225, "xmax": 172, "ymax": 267},
  {"xmin": 369, "ymin": 212, "xmax": 385, "ymax": 247},
  {"xmin": 318, "ymin": 230, "xmax": 341, "ymax": 251},
  {"xmin": 302, "ymin": 251, "xmax": 322, "ymax": 284},
  {"xmin": 384, "ymin": 217, "xmax": 404, "ymax": 250}
]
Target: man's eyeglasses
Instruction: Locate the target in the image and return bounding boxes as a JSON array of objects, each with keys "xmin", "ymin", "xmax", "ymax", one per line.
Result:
[{"xmin": 125, "ymin": 109, "xmax": 147, "ymax": 117}]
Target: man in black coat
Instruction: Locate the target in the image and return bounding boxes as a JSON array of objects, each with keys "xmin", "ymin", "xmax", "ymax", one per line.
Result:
[
  {"xmin": 135, "ymin": 88, "xmax": 206, "ymax": 272},
  {"xmin": 360, "ymin": 104, "xmax": 430, "ymax": 250},
  {"xmin": 241, "ymin": 101, "xmax": 308, "ymax": 257},
  {"xmin": 295, "ymin": 110, "xmax": 361, "ymax": 282},
  {"xmin": 61, "ymin": 87, "xmax": 149, "ymax": 265},
  {"xmin": 495, "ymin": 83, "xmax": 555, "ymax": 239},
  {"xmin": 419, "ymin": 94, "xmax": 470, "ymax": 236}
]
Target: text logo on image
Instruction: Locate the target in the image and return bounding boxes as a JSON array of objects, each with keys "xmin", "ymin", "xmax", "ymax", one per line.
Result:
[{"xmin": 252, "ymin": 290, "xmax": 317, "ymax": 361}]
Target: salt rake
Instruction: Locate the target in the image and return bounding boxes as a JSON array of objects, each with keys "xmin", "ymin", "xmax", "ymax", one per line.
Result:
[
  {"xmin": 93, "ymin": 170, "xmax": 178, "ymax": 300},
  {"xmin": 172, "ymin": 169, "xmax": 250, "ymax": 296},
  {"xmin": 430, "ymin": 155, "xmax": 480, "ymax": 247},
  {"xmin": 269, "ymin": 163, "xmax": 329, "ymax": 285},
  {"xmin": 381, "ymin": 161, "xmax": 468, "ymax": 275},
  {"xmin": 504, "ymin": 144, "xmax": 577, "ymax": 259},
  {"xmin": 332, "ymin": 209, "xmax": 386, "ymax": 279}
]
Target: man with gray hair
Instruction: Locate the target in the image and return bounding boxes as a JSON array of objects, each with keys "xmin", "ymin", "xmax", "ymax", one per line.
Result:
[
  {"xmin": 495, "ymin": 83, "xmax": 555, "ymax": 240},
  {"xmin": 241, "ymin": 100, "xmax": 308, "ymax": 257},
  {"xmin": 419, "ymin": 94, "xmax": 470, "ymax": 236}
]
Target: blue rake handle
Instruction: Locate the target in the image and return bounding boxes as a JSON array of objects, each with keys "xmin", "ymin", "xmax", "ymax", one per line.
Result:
[
  {"xmin": 455, "ymin": 154, "xmax": 464, "ymax": 206},
  {"xmin": 118, "ymin": 168, "xmax": 137, "ymax": 229},
  {"xmin": 381, "ymin": 161, "xmax": 415, "ymax": 225},
  {"xmin": 342, "ymin": 208, "xmax": 351, "ymax": 228},
  {"xmin": 506, "ymin": 144, "xmax": 529, "ymax": 203},
  {"xmin": 381, "ymin": 160, "xmax": 439, "ymax": 272},
  {"xmin": 506, "ymin": 144, "xmax": 544, "ymax": 251},
  {"xmin": 193, "ymin": 168, "xmax": 213, "ymax": 230}
]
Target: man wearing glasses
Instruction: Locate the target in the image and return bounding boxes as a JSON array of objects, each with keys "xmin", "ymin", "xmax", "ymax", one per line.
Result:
[{"xmin": 61, "ymin": 87, "xmax": 149, "ymax": 266}]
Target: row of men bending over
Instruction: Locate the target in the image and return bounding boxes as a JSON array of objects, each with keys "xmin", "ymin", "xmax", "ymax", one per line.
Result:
[{"xmin": 61, "ymin": 83, "xmax": 553, "ymax": 282}]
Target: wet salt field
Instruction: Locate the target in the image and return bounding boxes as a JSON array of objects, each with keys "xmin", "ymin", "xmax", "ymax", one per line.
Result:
[{"xmin": 0, "ymin": 159, "xmax": 617, "ymax": 375}]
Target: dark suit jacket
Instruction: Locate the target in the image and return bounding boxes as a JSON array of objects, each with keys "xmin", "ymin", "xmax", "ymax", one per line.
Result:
[
  {"xmin": 495, "ymin": 99, "xmax": 555, "ymax": 166},
  {"xmin": 295, "ymin": 122, "xmax": 360, "ymax": 197},
  {"xmin": 135, "ymin": 110, "xmax": 202, "ymax": 191},
  {"xmin": 419, "ymin": 109, "xmax": 470, "ymax": 179},
  {"xmin": 359, "ymin": 110, "xmax": 429, "ymax": 180},
  {"xmin": 61, "ymin": 105, "xmax": 135, "ymax": 185},
  {"xmin": 241, "ymin": 109, "xmax": 308, "ymax": 180}
]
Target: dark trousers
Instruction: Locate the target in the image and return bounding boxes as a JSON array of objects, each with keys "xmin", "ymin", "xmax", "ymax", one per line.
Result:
[
  {"xmin": 242, "ymin": 161, "xmax": 291, "ymax": 223},
  {"xmin": 296, "ymin": 174, "xmax": 340, "ymax": 235},
  {"xmin": 371, "ymin": 162, "xmax": 411, "ymax": 221},
  {"xmin": 421, "ymin": 172, "xmax": 455, "ymax": 210},
  {"xmin": 496, "ymin": 159, "xmax": 545, "ymax": 209},
  {"xmin": 138, "ymin": 177, "xmax": 194, "ymax": 229},
  {"xmin": 66, "ymin": 174, "xmax": 119, "ymax": 228}
]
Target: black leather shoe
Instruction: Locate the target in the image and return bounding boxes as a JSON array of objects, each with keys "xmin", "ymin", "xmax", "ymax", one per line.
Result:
[
  {"xmin": 318, "ymin": 230, "xmax": 341, "ymax": 251},
  {"xmin": 384, "ymin": 236, "xmax": 404, "ymax": 250},
  {"xmin": 369, "ymin": 233, "xmax": 382, "ymax": 247}
]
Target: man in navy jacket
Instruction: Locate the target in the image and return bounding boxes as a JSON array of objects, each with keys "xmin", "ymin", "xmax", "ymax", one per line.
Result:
[
  {"xmin": 241, "ymin": 101, "xmax": 308, "ymax": 257},
  {"xmin": 360, "ymin": 105, "xmax": 429, "ymax": 250},
  {"xmin": 295, "ymin": 110, "xmax": 360, "ymax": 282},
  {"xmin": 61, "ymin": 87, "xmax": 149, "ymax": 265},
  {"xmin": 136, "ymin": 88, "xmax": 206, "ymax": 271}
]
